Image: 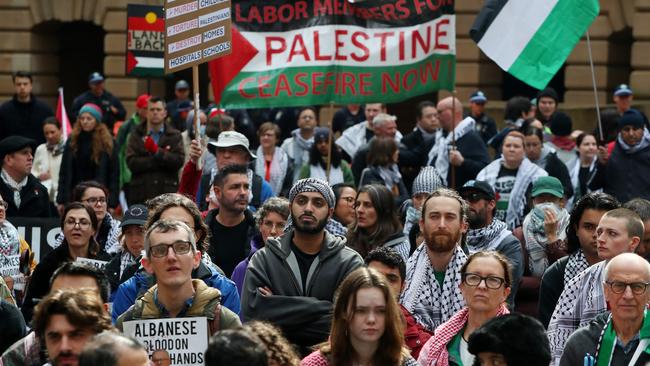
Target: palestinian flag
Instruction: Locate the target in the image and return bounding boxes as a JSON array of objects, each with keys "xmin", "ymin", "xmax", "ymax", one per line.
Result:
[
  {"xmin": 470, "ymin": 0, "xmax": 599, "ymax": 89},
  {"xmin": 209, "ymin": 1, "xmax": 455, "ymax": 108},
  {"xmin": 126, "ymin": 4, "xmax": 165, "ymax": 77}
]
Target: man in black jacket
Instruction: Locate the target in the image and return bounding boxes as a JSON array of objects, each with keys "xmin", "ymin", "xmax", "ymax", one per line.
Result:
[
  {"xmin": 0, "ymin": 71, "xmax": 54, "ymax": 145},
  {"xmin": 400, "ymin": 101, "xmax": 439, "ymax": 191},
  {"xmin": 0, "ymin": 136, "xmax": 53, "ymax": 217},
  {"xmin": 71, "ymin": 72, "xmax": 126, "ymax": 132},
  {"xmin": 428, "ymin": 97, "xmax": 490, "ymax": 188}
]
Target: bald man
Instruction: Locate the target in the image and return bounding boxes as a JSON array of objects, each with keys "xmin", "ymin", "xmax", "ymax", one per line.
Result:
[
  {"xmin": 427, "ymin": 97, "xmax": 489, "ymax": 188},
  {"xmin": 561, "ymin": 253, "xmax": 650, "ymax": 365}
]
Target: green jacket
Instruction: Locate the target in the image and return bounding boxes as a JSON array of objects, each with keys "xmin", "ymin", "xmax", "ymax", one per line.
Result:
[
  {"xmin": 116, "ymin": 279, "xmax": 240, "ymax": 335},
  {"xmin": 116, "ymin": 113, "xmax": 142, "ymax": 188}
]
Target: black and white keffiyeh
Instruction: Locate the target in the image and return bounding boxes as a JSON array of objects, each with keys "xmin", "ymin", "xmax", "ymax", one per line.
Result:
[
  {"xmin": 427, "ymin": 117, "xmax": 475, "ymax": 185},
  {"xmin": 288, "ymin": 178, "xmax": 335, "ymax": 208},
  {"xmin": 400, "ymin": 245, "xmax": 467, "ymax": 333},
  {"xmin": 477, "ymin": 157, "xmax": 547, "ymax": 229},
  {"xmin": 563, "ymin": 249, "xmax": 590, "ymax": 286},
  {"xmin": 465, "ymin": 219, "xmax": 511, "ymax": 254},
  {"xmin": 547, "ymin": 261, "xmax": 606, "ymax": 365}
]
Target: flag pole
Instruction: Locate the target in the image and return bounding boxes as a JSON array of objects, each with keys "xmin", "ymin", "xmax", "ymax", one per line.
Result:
[
  {"xmin": 586, "ymin": 30, "xmax": 604, "ymax": 142},
  {"xmin": 192, "ymin": 65, "xmax": 200, "ymax": 138},
  {"xmin": 450, "ymin": 90, "xmax": 457, "ymax": 190},
  {"xmin": 326, "ymin": 102, "xmax": 334, "ymax": 183}
]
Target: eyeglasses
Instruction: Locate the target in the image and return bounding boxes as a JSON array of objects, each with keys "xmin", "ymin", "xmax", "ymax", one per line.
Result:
[
  {"xmin": 0, "ymin": 201, "xmax": 7, "ymax": 209},
  {"xmin": 462, "ymin": 273, "xmax": 506, "ymax": 289},
  {"xmin": 300, "ymin": 115, "xmax": 315, "ymax": 120},
  {"xmin": 339, "ymin": 196, "xmax": 355, "ymax": 205},
  {"xmin": 605, "ymin": 280, "xmax": 650, "ymax": 295},
  {"xmin": 463, "ymin": 192, "xmax": 489, "ymax": 203},
  {"xmin": 83, "ymin": 197, "xmax": 106, "ymax": 205},
  {"xmin": 64, "ymin": 219, "xmax": 91, "ymax": 229},
  {"xmin": 149, "ymin": 240, "xmax": 193, "ymax": 258}
]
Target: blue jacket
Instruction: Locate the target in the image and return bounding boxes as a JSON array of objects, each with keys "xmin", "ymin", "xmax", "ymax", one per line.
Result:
[{"xmin": 110, "ymin": 261, "xmax": 240, "ymax": 323}]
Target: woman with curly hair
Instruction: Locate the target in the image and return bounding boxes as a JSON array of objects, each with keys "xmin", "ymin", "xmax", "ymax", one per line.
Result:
[
  {"xmin": 244, "ymin": 321, "xmax": 301, "ymax": 366},
  {"xmin": 301, "ymin": 267, "xmax": 416, "ymax": 366},
  {"xmin": 57, "ymin": 103, "xmax": 118, "ymax": 211}
]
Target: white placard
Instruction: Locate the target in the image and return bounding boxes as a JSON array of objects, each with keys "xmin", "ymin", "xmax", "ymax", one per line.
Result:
[
  {"xmin": 124, "ymin": 317, "xmax": 209, "ymax": 366},
  {"xmin": 0, "ymin": 254, "xmax": 24, "ymax": 291},
  {"xmin": 75, "ymin": 257, "xmax": 108, "ymax": 271}
]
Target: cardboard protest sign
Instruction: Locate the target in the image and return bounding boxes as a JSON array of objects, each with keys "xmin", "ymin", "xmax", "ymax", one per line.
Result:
[
  {"xmin": 124, "ymin": 317, "xmax": 209, "ymax": 366},
  {"xmin": 75, "ymin": 257, "xmax": 109, "ymax": 271},
  {"xmin": 127, "ymin": 4, "xmax": 165, "ymax": 77},
  {"xmin": 209, "ymin": 0, "xmax": 455, "ymax": 108},
  {"xmin": 0, "ymin": 255, "xmax": 24, "ymax": 291},
  {"xmin": 164, "ymin": 0, "xmax": 233, "ymax": 73}
]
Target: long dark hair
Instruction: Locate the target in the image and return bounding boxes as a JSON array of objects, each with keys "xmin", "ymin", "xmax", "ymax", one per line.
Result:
[
  {"xmin": 319, "ymin": 267, "xmax": 407, "ymax": 366},
  {"xmin": 347, "ymin": 185, "xmax": 402, "ymax": 258},
  {"xmin": 72, "ymin": 181, "xmax": 108, "ymax": 202},
  {"xmin": 61, "ymin": 202, "xmax": 100, "ymax": 257},
  {"xmin": 566, "ymin": 192, "xmax": 620, "ymax": 253}
]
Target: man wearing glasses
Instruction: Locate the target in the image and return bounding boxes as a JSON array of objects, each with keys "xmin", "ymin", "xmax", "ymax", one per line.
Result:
[
  {"xmin": 458, "ymin": 180, "xmax": 523, "ymax": 306},
  {"xmin": 561, "ymin": 253, "xmax": 650, "ymax": 366},
  {"xmin": 116, "ymin": 219, "xmax": 240, "ymax": 334},
  {"xmin": 548, "ymin": 208, "xmax": 644, "ymax": 365}
]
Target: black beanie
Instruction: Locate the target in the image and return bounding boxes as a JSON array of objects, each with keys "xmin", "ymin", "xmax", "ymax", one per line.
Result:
[
  {"xmin": 619, "ymin": 109, "xmax": 645, "ymax": 129},
  {"xmin": 550, "ymin": 112, "xmax": 572, "ymax": 137},
  {"xmin": 536, "ymin": 87, "xmax": 559, "ymax": 104},
  {"xmin": 468, "ymin": 314, "xmax": 551, "ymax": 366}
]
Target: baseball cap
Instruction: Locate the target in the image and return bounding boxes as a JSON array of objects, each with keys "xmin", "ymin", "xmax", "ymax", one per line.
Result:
[
  {"xmin": 531, "ymin": 176, "xmax": 564, "ymax": 198},
  {"xmin": 175, "ymin": 80, "xmax": 190, "ymax": 90},
  {"xmin": 88, "ymin": 72, "xmax": 104, "ymax": 84},
  {"xmin": 208, "ymin": 131, "xmax": 256, "ymax": 159},
  {"xmin": 614, "ymin": 84, "xmax": 633, "ymax": 97},
  {"xmin": 458, "ymin": 180, "xmax": 495, "ymax": 200},
  {"xmin": 470, "ymin": 91, "xmax": 487, "ymax": 104},
  {"xmin": 120, "ymin": 204, "xmax": 148, "ymax": 227},
  {"xmin": 136, "ymin": 94, "xmax": 151, "ymax": 109}
]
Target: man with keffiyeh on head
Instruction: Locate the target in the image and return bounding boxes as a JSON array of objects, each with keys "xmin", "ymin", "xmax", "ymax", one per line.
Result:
[
  {"xmin": 400, "ymin": 188, "xmax": 469, "ymax": 333},
  {"xmin": 560, "ymin": 253, "xmax": 650, "ymax": 366},
  {"xmin": 241, "ymin": 178, "xmax": 363, "ymax": 354}
]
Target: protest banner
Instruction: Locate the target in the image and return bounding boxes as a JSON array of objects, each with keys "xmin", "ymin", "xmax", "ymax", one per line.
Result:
[
  {"xmin": 209, "ymin": 0, "xmax": 456, "ymax": 108},
  {"xmin": 124, "ymin": 317, "xmax": 209, "ymax": 366},
  {"xmin": 75, "ymin": 257, "xmax": 109, "ymax": 271},
  {"xmin": 8, "ymin": 217, "xmax": 61, "ymax": 263},
  {"xmin": 0, "ymin": 254, "xmax": 24, "ymax": 291},
  {"xmin": 164, "ymin": 0, "xmax": 233, "ymax": 74},
  {"xmin": 127, "ymin": 4, "xmax": 165, "ymax": 77}
]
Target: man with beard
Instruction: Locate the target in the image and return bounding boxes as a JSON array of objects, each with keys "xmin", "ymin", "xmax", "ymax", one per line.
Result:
[
  {"xmin": 31, "ymin": 288, "xmax": 114, "ymax": 366},
  {"xmin": 400, "ymin": 188, "xmax": 469, "ymax": 333},
  {"xmin": 458, "ymin": 180, "xmax": 523, "ymax": 305},
  {"xmin": 206, "ymin": 164, "xmax": 257, "ymax": 277},
  {"xmin": 241, "ymin": 178, "xmax": 363, "ymax": 353}
]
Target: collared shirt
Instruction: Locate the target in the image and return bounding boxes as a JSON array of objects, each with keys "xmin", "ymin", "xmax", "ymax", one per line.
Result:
[
  {"xmin": 616, "ymin": 333, "xmax": 641, "ymax": 355},
  {"xmin": 149, "ymin": 125, "xmax": 165, "ymax": 144},
  {"xmin": 153, "ymin": 288, "xmax": 194, "ymax": 317}
]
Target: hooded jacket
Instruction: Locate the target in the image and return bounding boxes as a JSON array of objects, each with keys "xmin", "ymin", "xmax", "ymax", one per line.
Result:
[
  {"xmin": 241, "ymin": 230, "xmax": 363, "ymax": 348},
  {"xmin": 116, "ymin": 279, "xmax": 240, "ymax": 334}
]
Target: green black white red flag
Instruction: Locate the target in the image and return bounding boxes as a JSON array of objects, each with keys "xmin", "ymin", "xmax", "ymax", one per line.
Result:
[
  {"xmin": 209, "ymin": 1, "xmax": 455, "ymax": 108},
  {"xmin": 470, "ymin": 0, "xmax": 599, "ymax": 89}
]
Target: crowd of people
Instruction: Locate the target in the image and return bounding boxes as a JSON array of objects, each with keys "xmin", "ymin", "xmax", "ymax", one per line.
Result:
[{"xmin": 0, "ymin": 70, "xmax": 648, "ymax": 366}]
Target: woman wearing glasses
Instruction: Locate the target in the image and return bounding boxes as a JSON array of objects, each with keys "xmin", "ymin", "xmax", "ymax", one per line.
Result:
[
  {"xmin": 302, "ymin": 267, "xmax": 417, "ymax": 366},
  {"xmin": 417, "ymin": 251, "xmax": 512, "ymax": 366},
  {"xmin": 22, "ymin": 202, "xmax": 110, "ymax": 322},
  {"xmin": 56, "ymin": 103, "xmax": 118, "ymax": 214},
  {"xmin": 51, "ymin": 181, "xmax": 121, "ymax": 257}
]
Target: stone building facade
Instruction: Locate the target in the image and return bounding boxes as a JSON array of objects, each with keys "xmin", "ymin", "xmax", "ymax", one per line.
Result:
[{"xmin": 0, "ymin": 0, "xmax": 645, "ymax": 125}]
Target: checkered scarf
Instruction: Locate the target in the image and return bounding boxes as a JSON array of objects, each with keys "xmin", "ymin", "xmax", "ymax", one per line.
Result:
[
  {"xmin": 465, "ymin": 219, "xmax": 511, "ymax": 254},
  {"xmin": 563, "ymin": 249, "xmax": 590, "ymax": 286},
  {"xmin": 288, "ymin": 178, "xmax": 335, "ymax": 208},
  {"xmin": 420, "ymin": 304, "xmax": 509, "ymax": 366},
  {"xmin": 400, "ymin": 245, "xmax": 467, "ymax": 333},
  {"xmin": 547, "ymin": 261, "xmax": 606, "ymax": 365}
]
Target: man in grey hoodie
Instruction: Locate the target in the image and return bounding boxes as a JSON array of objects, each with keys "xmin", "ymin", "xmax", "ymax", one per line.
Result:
[{"xmin": 241, "ymin": 178, "xmax": 363, "ymax": 352}]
